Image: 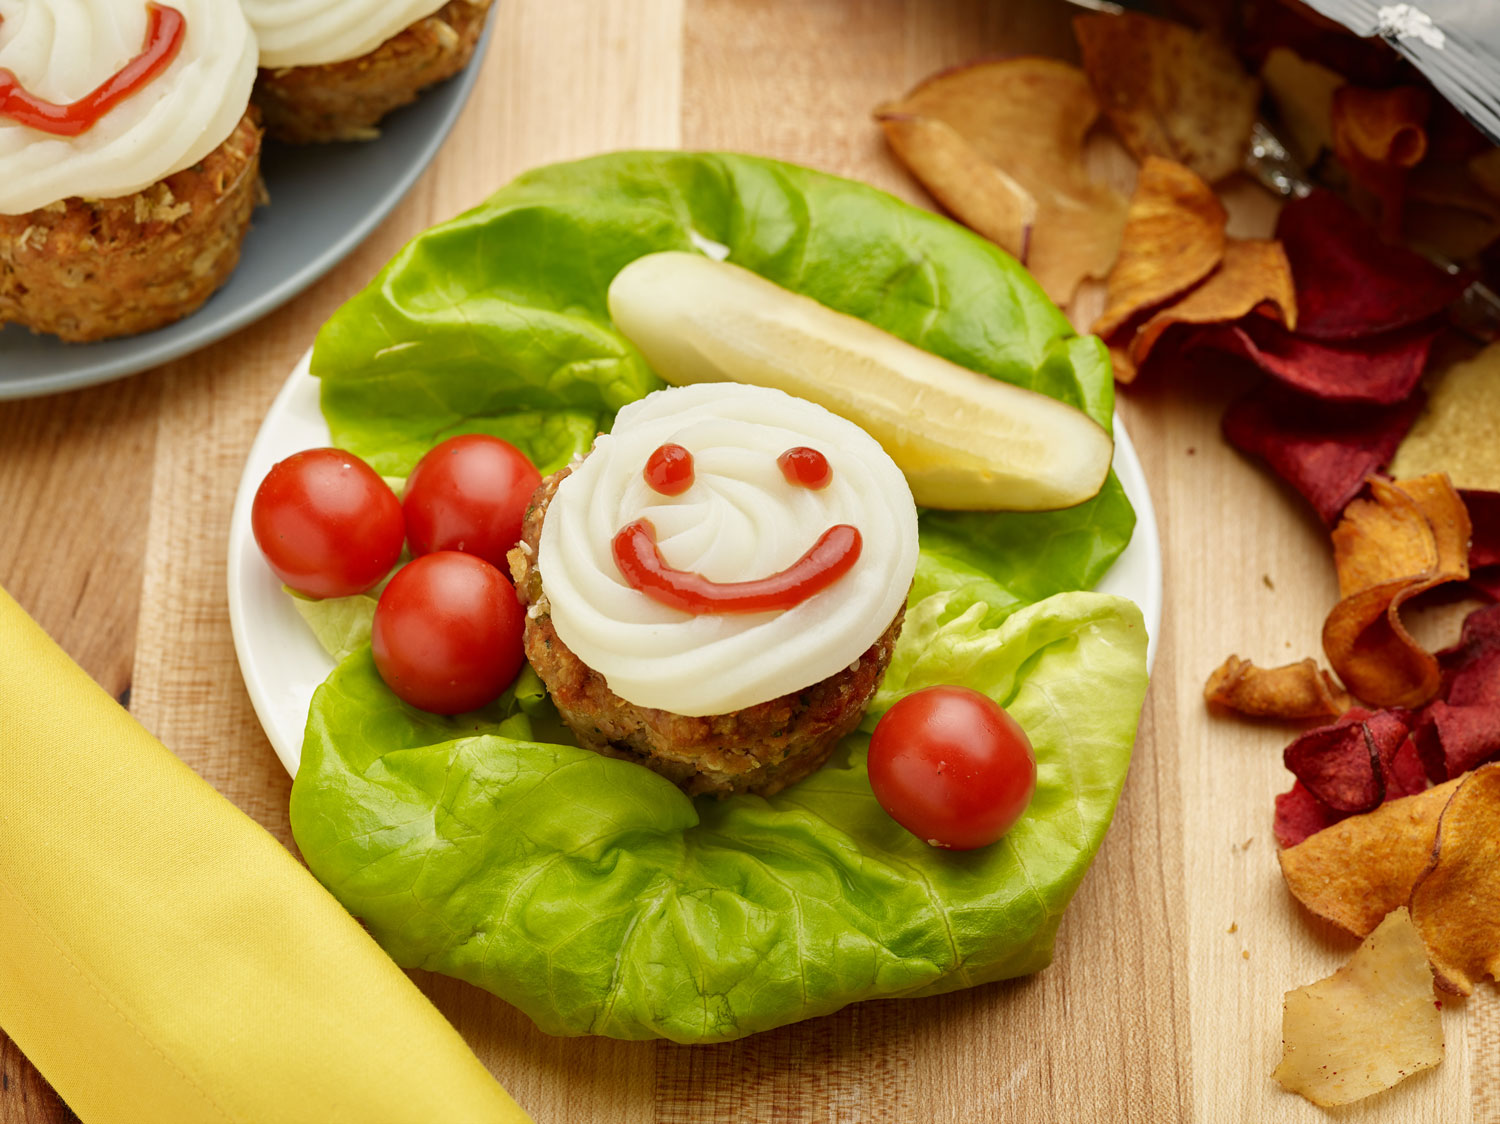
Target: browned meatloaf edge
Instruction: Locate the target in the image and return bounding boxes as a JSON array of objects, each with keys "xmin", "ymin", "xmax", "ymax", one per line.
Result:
[
  {"xmin": 508, "ymin": 462, "xmax": 907, "ymax": 798},
  {"xmin": 0, "ymin": 109, "xmax": 263, "ymax": 343},
  {"xmin": 253, "ymin": 0, "xmax": 493, "ymax": 144}
]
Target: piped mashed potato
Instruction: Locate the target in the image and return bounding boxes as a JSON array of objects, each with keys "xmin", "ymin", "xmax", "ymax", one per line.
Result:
[
  {"xmin": 538, "ymin": 383, "xmax": 920, "ymax": 716},
  {"xmin": 0, "ymin": 0, "xmax": 257, "ymax": 215},
  {"xmin": 241, "ymin": 0, "xmax": 450, "ymax": 68}
]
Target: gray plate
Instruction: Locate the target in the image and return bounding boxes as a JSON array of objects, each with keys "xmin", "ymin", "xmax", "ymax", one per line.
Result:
[{"xmin": 0, "ymin": 11, "xmax": 493, "ymax": 400}]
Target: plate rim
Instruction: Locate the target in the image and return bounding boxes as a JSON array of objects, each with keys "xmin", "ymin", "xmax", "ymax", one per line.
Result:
[
  {"xmin": 0, "ymin": 12, "xmax": 494, "ymax": 401},
  {"xmin": 230, "ymin": 352, "xmax": 1164, "ymax": 777}
]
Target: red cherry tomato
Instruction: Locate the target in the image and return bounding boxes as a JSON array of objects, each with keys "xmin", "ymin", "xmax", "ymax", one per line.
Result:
[
  {"xmin": 867, "ymin": 685, "xmax": 1036, "ymax": 850},
  {"xmin": 403, "ymin": 435, "xmax": 543, "ymax": 569},
  {"xmin": 371, "ymin": 552, "xmax": 525, "ymax": 714},
  {"xmin": 251, "ymin": 447, "xmax": 404, "ymax": 599}
]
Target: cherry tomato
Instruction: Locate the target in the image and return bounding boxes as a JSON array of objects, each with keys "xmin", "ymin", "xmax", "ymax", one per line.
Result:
[
  {"xmin": 402, "ymin": 435, "xmax": 542, "ymax": 569},
  {"xmin": 371, "ymin": 551, "xmax": 524, "ymax": 714},
  {"xmin": 251, "ymin": 447, "xmax": 404, "ymax": 599},
  {"xmin": 867, "ymin": 685, "xmax": 1036, "ymax": 850}
]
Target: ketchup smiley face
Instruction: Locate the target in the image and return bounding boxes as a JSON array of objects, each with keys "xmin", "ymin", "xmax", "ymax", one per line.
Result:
[{"xmin": 624, "ymin": 443, "xmax": 859, "ymax": 614}]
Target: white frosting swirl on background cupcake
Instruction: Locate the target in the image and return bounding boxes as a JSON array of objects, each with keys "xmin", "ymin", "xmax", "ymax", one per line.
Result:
[
  {"xmin": 243, "ymin": 0, "xmax": 449, "ymax": 68},
  {"xmin": 0, "ymin": 0, "xmax": 257, "ymax": 215},
  {"xmin": 539, "ymin": 383, "xmax": 920, "ymax": 716}
]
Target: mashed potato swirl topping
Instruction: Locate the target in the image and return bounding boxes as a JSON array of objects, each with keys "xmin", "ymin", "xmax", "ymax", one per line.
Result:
[
  {"xmin": 0, "ymin": 0, "xmax": 256, "ymax": 215},
  {"xmin": 242, "ymin": 0, "xmax": 449, "ymax": 68},
  {"xmin": 539, "ymin": 382, "xmax": 920, "ymax": 716}
]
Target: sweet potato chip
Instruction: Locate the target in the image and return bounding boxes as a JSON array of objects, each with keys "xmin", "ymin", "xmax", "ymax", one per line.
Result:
[
  {"xmin": 1279, "ymin": 776, "xmax": 1462, "ymax": 935},
  {"xmin": 1092, "ymin": 157, "xmax": 1226, "ymax": 347},
  {"xmin": 1276, "ymin": 190, "xmax": 1469, "ymax": 340},
  {"xmin": 1409, "ymin": 763, "xmax": 1500, "ymax": 994},
  {"xmin": 1391, "ymin": 342, "xmax": 1500, "ymax": 492},
  {"xmin": 1260, "ymin": 47, "xmax": 1343, "ymax": 166},
  {"xmin": 1073, "ymin": 12, "xmax": 1258, "ymax": 184},
  {"xmin": 876, "ymin": 59, "xmax": 1127, "ymax": 305},
  {"xmin": 1222, "ymin": 388, "xmax": 1424, "ymax": 524},
  {"xmin": 1331, "ymin": 85, "xmax": 1431, "ymax": 238},
  {"xmin": 1204, "ymin": 655, "xmax": 1348, "ymax": 719},
  {"xmin": 1273, "ymin": 907, "xmax": 1443, "ymax": 1108},
  {"xmin": 1125, "ymin": 239, "xmax": 1296, "ymax": 377},
  {"xmin": 1191, "ymin": 319, "xmax": 1437, "ymax": 406},
  {"xmin": 1323, "ymin": 475, "xmax": 1472, "ymax": 708}
]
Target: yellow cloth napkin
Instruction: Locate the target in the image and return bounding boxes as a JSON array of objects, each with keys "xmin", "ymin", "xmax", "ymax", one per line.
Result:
[{"xmin": 0, "ymin": 587, "xmax": 532, "ymax": 1124}]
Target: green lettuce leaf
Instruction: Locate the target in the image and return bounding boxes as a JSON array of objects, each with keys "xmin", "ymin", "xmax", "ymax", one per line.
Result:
[
  {"xmin": 310, "ymin": 152, "xmax": 1133, "ymax": 605},
  {"xmin": 291, "ymin": 592, "xmax": 1147, "ymax": 1042},
  {"xmin": 291, "ymin": 151, "xmax": 1148, "ymax": 1042}
]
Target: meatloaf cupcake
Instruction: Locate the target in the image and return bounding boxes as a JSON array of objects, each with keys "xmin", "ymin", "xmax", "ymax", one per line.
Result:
[
  {"xmin": 509, "ymin": 382, "xmax": 920, "ymax": 797},
  {"xmin": 244, "ymin": 0, "xmax": 493, "ymax": 144},
  {"xmin": 0, "ymin": 0, "xmax": 260, "ymax": 342}
]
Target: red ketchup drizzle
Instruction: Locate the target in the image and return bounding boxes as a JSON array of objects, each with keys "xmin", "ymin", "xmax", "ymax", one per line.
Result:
[
  {"xmin": 0, "ymin": 4, "xmax": 186, "ymax": 137},
  {"xmin": 644, "ymin": 443, "xmax": 694, "ymax": 495},
  {"xmin": 613, "ymin": 519, "xmax": 862, "ymax": 615},
  {"xmin": 778, "ymin": 446, "xmax": 832, "ymax": 490}
]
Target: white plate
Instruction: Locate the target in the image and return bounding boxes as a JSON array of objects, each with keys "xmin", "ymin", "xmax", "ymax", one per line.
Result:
[{"xmin": 229, "ymin": 351, "xmax": 1164, "ymax": 776}]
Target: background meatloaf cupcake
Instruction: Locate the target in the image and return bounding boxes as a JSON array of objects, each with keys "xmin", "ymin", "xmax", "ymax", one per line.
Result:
[
  {"xmin": 511, "ymin": 382, "xmax": 921, "ymax": 797},
  {"xmin": 0, "ymin": 0, "xmax": 260, "ymax": 342},
  {"xmin": 244, "ymin": 0, "xmax": 494, "ymax": 144}
]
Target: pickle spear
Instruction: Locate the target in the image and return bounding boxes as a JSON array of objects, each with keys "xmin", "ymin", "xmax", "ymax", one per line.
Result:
[{"xmin": 607, "ymin": 251, "xmax": 1113, "ymax": 511}]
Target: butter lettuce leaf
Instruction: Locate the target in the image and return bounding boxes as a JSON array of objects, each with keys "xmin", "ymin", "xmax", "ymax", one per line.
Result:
[
  {"xmin": 291, "ymin": 592, "xmax": 1147, "ymax": 1042},
  {"xmin": 291, "ymin": 152, "xmax": 1148, "ymax": 1042}
]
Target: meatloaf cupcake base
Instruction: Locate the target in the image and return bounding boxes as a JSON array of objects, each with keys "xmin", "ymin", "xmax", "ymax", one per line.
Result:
[
  {"xmin": 0, "ymin": 110, "xmax": 264, "ymax": 343},
  {"xmin": 253, "ymin": 0, "xmax": 493, "ymax": 144}
]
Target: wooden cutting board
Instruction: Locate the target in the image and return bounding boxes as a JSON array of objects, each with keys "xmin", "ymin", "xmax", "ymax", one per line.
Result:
[{"xmin": 1, "ymin": 1, "xmax": 1494, "ymax": 1120}]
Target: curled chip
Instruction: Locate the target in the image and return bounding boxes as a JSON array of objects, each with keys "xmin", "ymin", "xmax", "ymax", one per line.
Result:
[
  {"xmin": 1331, "ymin": 85, "xmax": 1431, "ymax": 237},
  {"xmin": 1191, "ymin": 319, "xmax": 1438, "ymax": 407},
  {"xmin": 1276, "ymin": 190, "xmax": 1467, "ymax": 339},
  {"xmin": 1093, "ymin": 158, "xmax": 1226, "ymax": 373},
  {"xmin": 1126, "ymin": 239, "xmax": 1296, "ymax": 376},
  {"xmin": 1323, "ymin": 475, "xmax": 1472, "ymax": 708},
  {"xmin": 1284, "ymin": 709, "xmax": 1412, "ymax": 813},
  {"xmin": 1279, "ymin": 777, "xmax": 1462, "ymax": 935},
  {"xmin": 876, "ymin": 59, "xmax": 1127, "ymax": 305},
  {"xmin": 1273, "ymin": 907, "xmax": 1443, "ymax": 1108},
  {"xmin": 1390, "ymin": 342, "xmax": 1500, "ymax": 492},
  {"xmin": 1073, "ymin": 12, "xmax": 1259, "ymax": 184},
  {"xmin": 1409, "ymin": 763, "xmax": 1500, "ymax": 994},
  {"xmin": 1204, "ymin": 655, "xmax": 1347, "ymax": 720},
  {"xmin": 1222, "ymin": 387, "xmax": 1425, "ymax": 524}
]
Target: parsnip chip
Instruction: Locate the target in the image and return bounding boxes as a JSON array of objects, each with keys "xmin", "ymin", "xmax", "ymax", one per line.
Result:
[
  {"xmin": 875, "ymin": 59, "xmax": 1127, "ymax": 305},
  {"xmin": 1124, "ymin": 239, "xmax": 1296, "ymax": 377},
  {"xmin": 1390, "ymin": 342, "xmax": 1500, "ymax": 492},
  {"xmin": 1323, "ymin": 475, "xmax": 1472, "ymax": 708},
  {"xmin": 1073, "ymin": 12, "xmax": 1259, "ymax": 184},
  {"xmin": 1092, "ymin": 157, "xmax": 1225, "ymax": 359},
  {"xmin": 1409, "ymin": 763, "xmax": 1500, "ymax": 995},
  {"xmin": 1204, "ymin": 655, "xmax": 1348, "ymax": 720},
  {"xmin": 1260, "ymin": 47, "xmax": 1343, "ymax": 166},
  {"xmin": 1278, "ymin": 777, "xmax": 1462, "ymax": 936},
  {"xmin": 1273, "ymin": 907, "xmax": 1443, "ymax": 1108}
]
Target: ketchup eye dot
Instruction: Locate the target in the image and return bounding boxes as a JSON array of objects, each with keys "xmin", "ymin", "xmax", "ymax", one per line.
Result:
[
  {"xmin": 778, "ymin": 446, "xmax": 833, "ymax": 490},
  {"xmin": 645, "ymin": 443, "xmax": 694, "ymax": 495}
]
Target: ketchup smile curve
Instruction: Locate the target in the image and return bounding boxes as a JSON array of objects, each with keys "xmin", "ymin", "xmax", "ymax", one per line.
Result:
[
  {"xmin": 612, "ymin": 518, "xmax": 863, "ymax": 615},
  {"xmin": 0, "ymin": 3, "xmax": 186, "ymax": 137}
]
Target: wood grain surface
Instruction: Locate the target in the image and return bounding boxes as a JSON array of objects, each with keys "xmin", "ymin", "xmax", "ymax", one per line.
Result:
[{"xmin": 0, "ymin": 1, "xmax": 1494, "ymax": 1121}]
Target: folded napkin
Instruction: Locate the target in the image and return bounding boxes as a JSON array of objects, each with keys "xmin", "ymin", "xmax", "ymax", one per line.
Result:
[{"xmin": 0, "ymin": 587, "xmax": 531, "ymax": 1124}]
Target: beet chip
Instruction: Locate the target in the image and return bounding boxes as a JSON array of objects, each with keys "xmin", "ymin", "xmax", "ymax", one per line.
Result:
[
  {"xmin": 1191, "ymin": 319, "xmax": 1437, "ymax": 406},
  {"xmin": 1284, "ymin": 709, "xmax": 1413, "ymax": 813},
  {"xmin": 1462, "ymin": 489, "xmax": 1500, "ymax": 569},
  {"xmin": 1275, "ymin": 782, "xmax": 1342, "ymax": 849},
  {"xmin": 1222, "ymin": 388, "xmax": 1424, "ymax": 524},
  {"xmin": 1414, "ymin": 702, "xmax": 1500, "ymax": 782},
  {"xmin": 1204, "ymin": 655, "xmax": 1348, "ymax": 719},
  {"xmin": 1275, "ymin": 190, "xmax": 1468, "ymax": 339}
]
